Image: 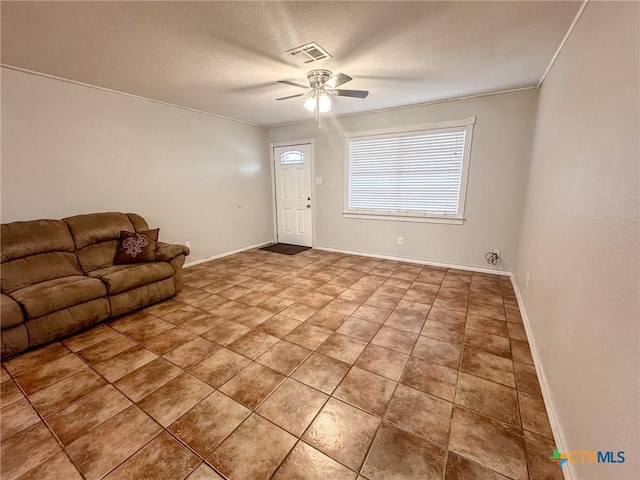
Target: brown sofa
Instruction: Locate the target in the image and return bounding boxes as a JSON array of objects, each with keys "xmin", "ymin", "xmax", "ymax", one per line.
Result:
[{"xmin": 1, "ymin": 212, "xmax": 190, "ymax": 358}]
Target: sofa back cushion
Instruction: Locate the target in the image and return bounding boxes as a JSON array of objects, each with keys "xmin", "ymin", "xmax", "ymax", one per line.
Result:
[
  {"xmin": 63, "ymin": 212, "xmax": 137, "ymax": 273},
  {"xmin": 1, "ymin": 220, "xmax": 83, "ymax": 293}
]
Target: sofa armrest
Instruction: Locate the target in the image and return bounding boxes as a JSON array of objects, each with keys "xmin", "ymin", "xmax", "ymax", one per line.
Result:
[{"xmin": 156, "ymin": 242, "xmax": 190, "ymax": 262}]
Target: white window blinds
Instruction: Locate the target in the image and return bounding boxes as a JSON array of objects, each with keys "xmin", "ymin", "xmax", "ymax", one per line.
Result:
[{"xmin": 346, "ymin": 121, "xmax": 473, "ymax": 220}]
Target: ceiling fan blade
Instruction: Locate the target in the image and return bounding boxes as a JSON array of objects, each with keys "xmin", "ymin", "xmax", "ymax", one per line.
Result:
[
  {"xmin": 334, "ymin": 89, "xmax": 369, "ymax": 98},
  {"xmin": 277, "ymin": 80, "xmax": 308, "ymax": 89},
  {"xmin": 324, "ymin": 73, "xmax": 352, "ymax": 88},
  {"xmin": 276, "ymin": 93, "xmax": 306, "ymax": 101}
]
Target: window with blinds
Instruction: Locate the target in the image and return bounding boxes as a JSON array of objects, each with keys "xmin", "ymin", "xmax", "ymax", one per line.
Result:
[{"xmin": 345, "ymin": 118, "xmax": 475, "ymax": 222}]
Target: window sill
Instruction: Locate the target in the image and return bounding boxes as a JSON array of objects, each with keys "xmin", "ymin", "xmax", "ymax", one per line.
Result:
[{"xmin": 343, "ymin": 212, "xmax": 465, "ymax": 225}]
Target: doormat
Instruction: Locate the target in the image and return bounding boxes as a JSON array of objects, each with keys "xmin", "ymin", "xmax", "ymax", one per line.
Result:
[{"xmin": 260, "ymin": 243, "xmax": 311, "ymax": 255}]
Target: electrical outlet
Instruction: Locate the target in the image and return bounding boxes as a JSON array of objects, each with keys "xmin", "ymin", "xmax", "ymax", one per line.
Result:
[
  {"xmin": 185, "ymin": 241, "xmax": 191, "ymax": 248},
  {"xmin": 526, "ymin": 272, "xmax": 530, "ymax": 288},
  {"xmin": 397, "ymin": 236, "xmax": 404, "ymax": 245},
  {"xmin": 315, "ymin": 177, "xmax": 323, "ymax": 185}
]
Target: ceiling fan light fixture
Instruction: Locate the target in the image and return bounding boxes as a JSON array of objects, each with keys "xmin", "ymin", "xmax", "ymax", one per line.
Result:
[
  {"xmin": 304, "ymin": 96, "xmax": 316, "ymax": 112},
  {"xmin": 318, "ymin": 93, "xmax": 331, "ymax": 113}
]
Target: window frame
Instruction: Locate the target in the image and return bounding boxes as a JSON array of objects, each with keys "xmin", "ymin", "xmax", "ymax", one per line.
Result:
[{"xmin": 343, "ymin": 116, "xmax": 476, "ymax": 224}]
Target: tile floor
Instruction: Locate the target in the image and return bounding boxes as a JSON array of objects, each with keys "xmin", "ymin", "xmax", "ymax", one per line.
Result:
[{"xmin": 0, "ymin": 248, "xmax": 565, "ymax": 480}]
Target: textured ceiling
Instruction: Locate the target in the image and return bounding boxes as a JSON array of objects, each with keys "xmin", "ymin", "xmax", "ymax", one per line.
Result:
[{"xmin": 1, "ymin": 1, "xmax": 580, "ymax": 126}]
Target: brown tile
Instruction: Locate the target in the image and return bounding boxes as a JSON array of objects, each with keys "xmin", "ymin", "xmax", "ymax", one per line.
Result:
[
  {"xmin": 468, "ymin": 303, "xmax": 506, "ymax": 321},
  {"xmin": 114, "ymin": 357, "xmax": 182, "ymax": 401},
  {"xmin": 464, "ymin": 329, "xmax": 512, "ymax": 359},
  {"xmin": 420, "ymin": 319, "xmax": 465, "ymax": 345},
  {"xmin": 371, "ymin": 326, "xmax": 418, "ymax": 355},
  {"xmin": 305, "ymin": 309, "xmax": 348, "ymax": 330},
  {"xmin": 298, "ymin": 291, "xmax": 335, "ymax": 308},
  {"xmin": 201, "ymin": 319, "xmax": 250, "ymax": 346},
  {"xmin": 255, "ymin": 315, "xmax": 302, "ymax": 338},
  {"xmin": 143, "ymin": 299, "xmax": 186, "ymax": 317},
  {"xmin": 28, "ymin": 369, "xmax": 106, "ymax": 417},
  {"xmin": 508, "ymin": 322, "xmax": 528, "ymax": 342},
  {"xmin": 0, "ymin": 399, "xmax": 39, "ymax": 442},
  {"xmin": 201, "ymin": 281, "xmax": 235, "ymax": 294},
  {"xmin": 416, "ymin": 269, "xmax": 446, "ymax": 285},
  {"xmin": 186, "ymin": 464, "xmax": 225, "ymax": 480},
  {"xmin": 364, "ymin": 294, "xmax": 399, "ymax": 310},
  {"xmin": 207, "ymin": 414, "xmax": 296, "ymax": 480},
  {"xmin": 0, "ymin": 423, "xmax": 61, "ymax": 480},
  {"xmin": 335, "ymin": 318, "xmax": 379, "ymax": 342},
  {"xmin": 15, "ymin": 451, "xmax": 83, "ymax": 480},
  {"xmin": 93, "ymin": 345, "xmax": 158, "ymax": 382},
  {"xmin": 455, "ymin": 372, "xmax": 520, "ymax": 426},
  {"xmin": 384, "ymin": 311, "xmax": 426, "ymax": 334},
  {"xmin": 232, "ymin": 306, "xmax": 274, "ymax": 328},
  {"xmin": 219, "ymin": 362, "xmax": 285, "ymax": 409},
  {"xmin": 334, "ymin": 367, "xmax": 396, "ymax": 417},
  {"xmin": 138, "ymin": 373, "xmax": 213, "ymax": 427},
  {"xmin": 259, "ymin": 296, "xmax": 296, "ymax": 313},
  {"xmin": 46, "ymin": 384, "xmax": 132, "ymax": 445},
  {"xmin": 169, "ymin": 390, "xmax": 250, "ymax": 457},
  {"xmin": 427, "ymin": 307, "xmax": 466, "ymax": 326},
  {"xmin": 14, "ymin": 354, "xmax": 88, "ymax": 396},
  {"xmin": 175, "ymin": 287, "xmax": 212, "ymax": 305},
  {"xmin": 519, "ymin": 391, "xmax": 553, "ymax": 438},
  {"xmin": 285, "ymin": 323, "xmax": 332, "ymax": 350},
  {"xmin": 361, "ymin": 422, "xmax": 446, "ymax": 480},
  {"xmin": 228, "ymin": 330, "xmax": 280, "ymax": 359},
  {"xmin": 271, "ymin": 441, "xmax": 357, "ymax": 480},
  {"xmin": 63, "ymin": 325, "xmax": 121, "ymax": 352},
  {"xmin": 103, "ymin": 431, "xmax": 200, "ymax": 480},
  {"xmin": 316, "ymin": 283, "xmax": 348, "ymax": 296},
  {"xmin": 449, "ymin": 406, "xmax": 527, "ymax": 480},
  {"xmin": 218, "ymin": 285, "xmax": 253, "ymax": 300},
  {"xmin": 466, "ymin": 314, "xmax": 509, "ymax": 337},
  {"xmin": 302, "ymin": 398, "xmax": 380, "ymax": 471},
  {"xmin": 257, "ymin": 378, "xmax": 328, "ymax": 436},
  {"xmin": 376, "ymin": 284, "xmax": 409, "ymax": 299},
  {"xmin": 256, "ymin": 340, "xmax": 311, "ymax": 375},
  {"xmin": 163, "ymin": 337, "xmax": 219, "ymax": 369},
  {"xmin": 66, "ymin": 405, "xmax": 161, "ymax": 480},
  {"xmin": 394, "ymin": 300, "xmax": 431, "ymax": 317},
  {"xmin": 190, "ymin": 348, "xmax": 251, "ymax": 387},
  {"xmin": 435, "ymin": 286, "xmax": 468, "ymax": 303},
  {"xmin": 511, "ymin": 340, "xmax": 534, "ymax": 365},
  {"xmin": 412, "ymin": 336, "xmax": 461, "ymax": 369},
  {"xmin": 338, "ymin": 288, "xmax": 371, "ymax": 303},
  {"xmin": 514, "ymin": 361, "xmax": 542, "ymax": 396},
  {"xmin": 1, "ymin": 379, "xmax": 24, "ymax": 407},
  {"xmin": 291, "ymin": 353, "xmax": 350, "ymax": 394},
  {"xmin": 506, "ymin": 308, "xmax": 523, "ymax": 324},
  {"xmin": 317, "ymin": 333, "xmax": 367, "ymax": 364},
  {"xmin": 401, "ymin": 356, "xmax": 458, "ymax": 401},
  {"xmin": 355, "ymin": 344, "xmax": 409, "ymax": 381},
  {"xmin": 77, "ymin": 334, "xmax": 137, "ymax": 365},
  {"xmin": 141, "ymin": 327, "xmax": 196, "ymax": 354},
  {"xmin": 325, "ymin": 298, "xmax": 361, "ymax": 316},
  {"xmin": 523, "ymin": 430, "xmax": 565, "ymax": 480},
  {"xmin": 0, "ymin": 366, "xmax": 9, "ymax": 383},
  {"xmin": 403, "ymin": 282, "xmax": 439, "ymax": 303},
  {"xmin": 4, "ymin": 343, "xmax": 69, "ymax": 375},
  {"xmin": 461, "ymin": 347, "xmax": 515, "ymax": 388},
  {"xmin": 444, "ymin": 452, "xmax": 511, "ymax": 480},
  {"xmin": 114, "ymin": 314, "xmax": 174, "ymax": 342},
  {"xmin": 385, "ymin": 384, "xmax": 452, "ymax": 446}
]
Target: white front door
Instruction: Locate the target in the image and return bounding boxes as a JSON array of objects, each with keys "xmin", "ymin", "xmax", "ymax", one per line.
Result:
[{"xmin": 273, "ymin": 144, "xmax": 313, "ymax": 247}]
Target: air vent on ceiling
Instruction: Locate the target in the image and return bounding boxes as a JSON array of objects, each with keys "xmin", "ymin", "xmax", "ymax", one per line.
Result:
[{"xmin": 285, "ymin": 42, "xmax": 331, "ymax": 64}]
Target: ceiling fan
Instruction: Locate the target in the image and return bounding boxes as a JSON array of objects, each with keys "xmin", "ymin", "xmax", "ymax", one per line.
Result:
[{"xmin": 276, "ymin": 69, "xmax": 369, "ymax": 127}]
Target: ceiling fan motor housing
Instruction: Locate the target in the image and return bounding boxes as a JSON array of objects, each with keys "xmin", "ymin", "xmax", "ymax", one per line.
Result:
[{"xmin": 307, "ymin": 69, "xmax": 333, "ymax": 89}]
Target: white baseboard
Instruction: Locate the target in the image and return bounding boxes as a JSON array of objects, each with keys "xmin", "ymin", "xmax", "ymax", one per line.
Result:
[
  {"xmin": 314, "ymin": 245, "xmax": 511, "ymax": 276},
  {"xmin": 510, "ymin": 276, "xmax": 574, "ymax": 480},
  {"xmin": 184, "ymin": 241, "xmax": 272, "ymax": 268}
]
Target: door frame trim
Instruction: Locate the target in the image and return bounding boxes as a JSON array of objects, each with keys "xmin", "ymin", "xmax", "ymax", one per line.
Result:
[{"xmin": 269, "ymin": 139, "xmax": 316, "ymax": 247}]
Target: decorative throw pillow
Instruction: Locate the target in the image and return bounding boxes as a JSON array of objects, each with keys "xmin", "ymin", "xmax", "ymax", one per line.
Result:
[{"xmin": 114, "ymin": 228, "xmax": 159, "ymax": 264}]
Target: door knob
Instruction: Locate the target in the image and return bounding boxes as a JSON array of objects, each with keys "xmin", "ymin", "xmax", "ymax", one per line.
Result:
[{"xmin": 307, "ymin": 204, "xmax": 311, "ymax": 208}]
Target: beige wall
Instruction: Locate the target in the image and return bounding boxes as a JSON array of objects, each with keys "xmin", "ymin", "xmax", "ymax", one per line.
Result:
[
  {"xmin": 1, "ymin": 67, "xmax": 273, "ymax": 263},
  {"xmin": 268, "ymin": 90, "xmax": 538, "ymax": 271},
  {"xmin": 514, "ymin": 3, "xmax": 639, "ymax": 479}
]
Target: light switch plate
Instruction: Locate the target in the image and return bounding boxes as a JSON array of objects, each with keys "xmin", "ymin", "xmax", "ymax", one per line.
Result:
[{"xmin": 315, "ymin": 177, "xmax": 323, "ymax": 185}]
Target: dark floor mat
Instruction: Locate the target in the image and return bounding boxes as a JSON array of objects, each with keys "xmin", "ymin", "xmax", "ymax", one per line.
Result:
[{"xmin": 259, "ymin": 243, "xmax": 311, "ymax": 255}]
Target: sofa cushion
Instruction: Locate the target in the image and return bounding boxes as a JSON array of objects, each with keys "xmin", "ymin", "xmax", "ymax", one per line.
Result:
[
  {"xmin": 156, "ymin": 242, "xmax": 190, "ymax": 262},
  {"xmin": 1, "ymin": 294, "xmax": 24, "ymax": 329},
  {"xmin": 64, "ymin": 213, "xmax": 135, "ymax": 273},
  {"xmin": 1, "ymin": 252, "xmax": 84, "ymax": 294},
  {"xmin": 88, "ymin": 262, "xmax": 174, "ymax": 295},
  {"xmin": 11, "ymin": 276, "xmax": 108, "ymax": 319},
  {"xmin": 126, "ymin": 213, "xmax": 150, "ymax": 232},
  {"xmin": 114, "ymin": 229, "xmax": 159, "ymax": 264},
  {"xmin": 1, "ymin": 219, "xmax": 75, "ymax": 262}
]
